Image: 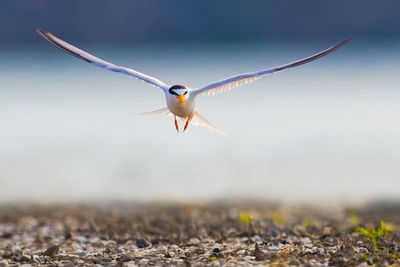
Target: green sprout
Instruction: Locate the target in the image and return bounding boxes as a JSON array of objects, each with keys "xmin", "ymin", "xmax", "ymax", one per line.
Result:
[
  {"xmin": 272, "ymin": 213, "xmax": 283, "ymax": 225},
  {"xmin": 347, "ymin": 209, "xmax": 360, "ymax": 226},
  {"xmin": 355, "ymin": 221, "xmax": 392, "ymax": 249},
  {"xmin": 240, "ymin": 214, "xmax": 251, "ymax": 225},
  {"xmin": 302, "ymin": 218, "xmax": 313, "ymax": 228},
  {"xmin": 361, "ymin": 254, "xmax": 375, "ymax": 265}
]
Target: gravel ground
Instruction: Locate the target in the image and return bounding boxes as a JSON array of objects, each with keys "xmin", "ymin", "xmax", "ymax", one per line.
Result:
[{"xmin": 0, "ymin": 202, "xmax": 400, "ymax": 266}]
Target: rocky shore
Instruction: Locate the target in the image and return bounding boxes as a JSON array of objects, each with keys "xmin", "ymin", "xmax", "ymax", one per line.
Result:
[{"xmin": 0, "ymin": 202, "xmax": 399, "ymax": 266}]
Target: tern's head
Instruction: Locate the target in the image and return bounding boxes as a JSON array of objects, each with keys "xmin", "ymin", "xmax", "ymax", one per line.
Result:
[{"xmin": 169, "ymin": 85, "xmax": 188, "ymax": 105}]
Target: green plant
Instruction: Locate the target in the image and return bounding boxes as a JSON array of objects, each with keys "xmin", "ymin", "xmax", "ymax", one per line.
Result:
[
  {"xmin": 302, "ymin": 218, "xmax": 313, "ymax": 228},
  {"xmin": 391, "ymin": 253, "xmax": 399, "ymax": 261},
  {"xmin": 355, "ymin": 221, "xmax": 392, "ymax": 249},
  {"xmin": 272, "ymin": 213, "xmax": 283, "ymax": 225},
  {"xmin": 361, "ymin": 254, "xmax": 375, "ymax": 265},
  {"xmin": 240, "ymin": 214, "xmax": 251, "ymax": 225},
  {"xmin": 347, "ymin": 209, "xmax": 360, "ymax": 226}
]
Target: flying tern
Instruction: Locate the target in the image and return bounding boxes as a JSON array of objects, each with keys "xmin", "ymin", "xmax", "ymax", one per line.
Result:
[{"xmin": 37, "ymin": 28, "xmax": 352, "ymax": 135}]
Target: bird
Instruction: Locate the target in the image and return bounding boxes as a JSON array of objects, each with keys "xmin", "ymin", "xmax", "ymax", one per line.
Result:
[{"xmin": 36, "ymin": 28, "xmax": 353, "ymax": 135}]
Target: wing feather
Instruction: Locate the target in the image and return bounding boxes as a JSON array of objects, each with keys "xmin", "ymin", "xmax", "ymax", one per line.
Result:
[
  {"xmin": 36, "ymin": 28, "xmax": 170, "ymax": 91},
  {"xmin": 193, "ymin": 37, "xmax": 354, "ymax": 96}
]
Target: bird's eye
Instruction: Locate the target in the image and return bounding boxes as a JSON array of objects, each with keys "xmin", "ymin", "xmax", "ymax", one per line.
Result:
[
  {"xmin": 184, "ymin": 91, "xmax": 188, "ymax": 95},
  {"xmin": 169, "ymin": 88, "xmax": 177, "ymax": 95}
]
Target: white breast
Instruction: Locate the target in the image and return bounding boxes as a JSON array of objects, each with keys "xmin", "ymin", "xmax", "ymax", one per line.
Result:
[{"xmin": 166, "ymin": 94, "xmax": 196, "ymax": 118}]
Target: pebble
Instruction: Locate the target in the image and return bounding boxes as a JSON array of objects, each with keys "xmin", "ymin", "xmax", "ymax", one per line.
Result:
[
  {"xmin": 20, "ymin": 255, "xmax": 31, "ymax": 261},
  {"xmin": 138, "ymin": 259, "xmax": 148, "ymax": 265},
  {"xmin": 58, "ymin": 262, "xmax": 75, "ymax": 267},
  {"xmin": 0, "ymin": 260, "xmax": 9, "ymax": 267},
  {"xmin": 11, "ymin": 245, "xmax": 22, "ymax": 255},
  {"xmin": 44, "ymin": 245, "xmax": 59, "ymax": 257},
  {"xmin": 243, "ymin": 256, "xmax": 255, "ymax": 261},
  {"xmin": 288, "ymin": 258, "xmax": 300, "ymax": 266},
  {"xmin": 213, "ymin": 247, "xmax": 220, "ymax": 253},
  {"xmin": 136, "ymin": 239, "xmax": 149, "ymax": 248},
  {"xmin": 189, "ymin": 238, "xmax": 200, "ymax": 245},
  {"xmin": 236, "ymin": 250, "xmax": 246, "ymax": 255}
]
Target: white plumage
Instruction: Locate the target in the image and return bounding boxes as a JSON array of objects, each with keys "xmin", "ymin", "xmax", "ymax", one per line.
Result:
[{"xmin": 37, "ymin": 28, "xmax": 353, "ymax": 135}]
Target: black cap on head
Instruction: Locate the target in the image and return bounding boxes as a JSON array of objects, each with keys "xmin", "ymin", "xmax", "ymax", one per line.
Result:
[
  {"xmin": 170, "ymin": 85, "xmax": 186, "ymax": 90},
  {"xmin": 169, "ymin": 85, "xmax": 187, "ymax": 95}
]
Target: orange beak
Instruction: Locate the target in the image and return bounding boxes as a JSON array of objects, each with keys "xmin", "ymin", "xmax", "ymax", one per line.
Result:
[{"xmin": 176, "ymin": 94, "xmax": 186, "ymax": 105}]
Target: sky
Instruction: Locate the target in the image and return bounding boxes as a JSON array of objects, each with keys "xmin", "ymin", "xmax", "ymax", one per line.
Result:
[{"xmin": 0, "ymin": 1, "xmax": 399, "ymax": 204}]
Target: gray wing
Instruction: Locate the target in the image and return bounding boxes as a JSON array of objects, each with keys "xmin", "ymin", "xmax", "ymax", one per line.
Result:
[
  {"xmin": 193, "ymin": 37, "xmax": 353, "ymax": 96},
  {"xmin": 36, "ymin": 28, "xmax": 170, "ymax": 91}
]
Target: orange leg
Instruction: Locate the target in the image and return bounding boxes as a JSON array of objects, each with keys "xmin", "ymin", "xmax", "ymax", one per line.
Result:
[
  {"xmin": 183, "ymin": 114, "xmax": 193, "ymax": 132},
  {"xmin": 174, "ymin": 115, "xmax": 179, "ymax": 132}
]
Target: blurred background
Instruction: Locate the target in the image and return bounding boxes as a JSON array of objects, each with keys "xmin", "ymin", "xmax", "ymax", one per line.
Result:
[{"xmin": 1, "ymin": 0, "xmax": 399, "ymax": 204}]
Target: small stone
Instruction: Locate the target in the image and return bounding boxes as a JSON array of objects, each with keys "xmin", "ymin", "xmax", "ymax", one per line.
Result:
[
  {"xmin": 236, "ymin": 250, "xmax": 246, "ymax": 255},
  {"xmin": 251, "ymin": 243, "xmax": 266, "ymax": 261},
  {"xmin": 322, "ymin": 226, "xmax": 332, "ymax": 235},
  {"xmin": 0, "ymin": 260, "xmax": 9, "ymax": 267},
  {"xmin": 243, "ymin": 256, "xmax": 255, "ymax": 261},
  {"xmin": 58, "ymin": 262, "xmax": 75, "ymax": 267},
  {"xmin": 212, "ymin": 248, "xmax": 220, "ymax": 253},
  {"xmin": 20, "ymin": 254, "xmax": 31, "ymax": 261},
  {"xmin": 288, "ymin": 258, "xmax": 300, "ymax": 266},
  {"xmin": 136, "ymin": 239, "xmax": 149, "ymax": 248},
  {"xmin": 188, "ymin": 238, "xmax": 200, "ymax": 245},
  {"xmin": 138, "ymin": 259, "xmax": 148, "ymax": 265},
  {"xmin": 11, "ymin": 245, "xmax": 22, "ymax": 256},
  {"xmin": 44, "ymin": 245, "xmax": 59, "ymax": 257},
  {"xmin": 20, "ymin": 264, "xmax": 33, "ymax": 267}
]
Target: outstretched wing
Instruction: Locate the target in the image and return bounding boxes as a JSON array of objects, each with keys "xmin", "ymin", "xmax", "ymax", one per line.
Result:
[
  {"xmin": 193, "ymin": 37, "xmax": 353, "ymax": 96},
  {"xmin": 36, "ymin": 28, "xmax": 170, "ymax": 91}
]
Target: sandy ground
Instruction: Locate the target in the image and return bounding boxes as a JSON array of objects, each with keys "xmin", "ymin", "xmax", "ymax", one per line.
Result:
[{"xmin": 0, "ymin": 201, "xmax": 400, "ymax": 266}]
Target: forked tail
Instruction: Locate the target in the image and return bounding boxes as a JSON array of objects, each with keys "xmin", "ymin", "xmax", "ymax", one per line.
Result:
[
  {"xmin": 191, "ymin": 111, "xmax": 226, "ymax": 136},
  {"xmin": 132, "ymin": 108, "xmax": 226, "ymax": 135}
]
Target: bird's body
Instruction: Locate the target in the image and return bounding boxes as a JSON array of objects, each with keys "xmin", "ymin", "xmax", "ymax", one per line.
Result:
[
  {"xmin": 165, "ymin": 86, "xmax": 195, "ymax": 118},
  {"xmin": 36, "ymin": 28, "xmax": 353, "ymax": 135}
]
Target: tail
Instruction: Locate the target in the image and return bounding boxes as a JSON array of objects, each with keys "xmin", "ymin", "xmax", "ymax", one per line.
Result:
[
  {"xmin": 191, "ymin": 111, "xmax": 227, "ymax": 136},
  {"xmin": 130, "ymin": 108, "xmax": 226, "ymax": 136},
  {"xmin": 130, "ymin": 107, "xmax": 173, "ymax": 118}
]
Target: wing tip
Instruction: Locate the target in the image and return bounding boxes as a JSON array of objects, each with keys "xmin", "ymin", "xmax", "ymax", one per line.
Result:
[
  {"xmin": 341, "ymin": 35, "xmax": 356, "ymax": 46},
  {"xmin": 36, "ymin": 27, "xmax": 48, "ymax": 39},
  {"xmin": 36, "ymin": 27, "xmax": 49, "ymax": 37}
]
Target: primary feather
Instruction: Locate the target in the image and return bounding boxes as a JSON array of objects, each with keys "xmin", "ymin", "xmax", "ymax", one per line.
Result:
[
  {"xmin": 193, "ymin": 37, "xmax": 354, "ymax": 96},
  {"xmin": 36, "ymin": 28, "xmax": 170, "ymax": 91}
]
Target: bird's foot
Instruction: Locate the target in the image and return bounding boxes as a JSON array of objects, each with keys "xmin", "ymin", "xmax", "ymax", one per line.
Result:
[
  {"xmin": 183, "ymin": 114, "xmax": 193, "ymax": 132},
  {"xmin": 174, "ymin": 115, "xmax": 179, "ymax": 132}
]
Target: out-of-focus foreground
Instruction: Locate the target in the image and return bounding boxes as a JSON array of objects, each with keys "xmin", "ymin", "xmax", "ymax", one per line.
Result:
[{"xmin": 0, "ymin": 202, "xmax": 400, "ymax": 266}]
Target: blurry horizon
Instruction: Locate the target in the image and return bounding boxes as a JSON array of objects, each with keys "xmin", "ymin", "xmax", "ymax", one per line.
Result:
[{"xmin": 1, "ymin": 1, "xmax": 400, "ymax": 204}]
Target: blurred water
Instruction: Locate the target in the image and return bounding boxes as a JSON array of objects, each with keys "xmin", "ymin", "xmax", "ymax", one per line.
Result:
[{"xmin": 1, "ymin": 41, "xmax": 400, "ymax": 203}]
